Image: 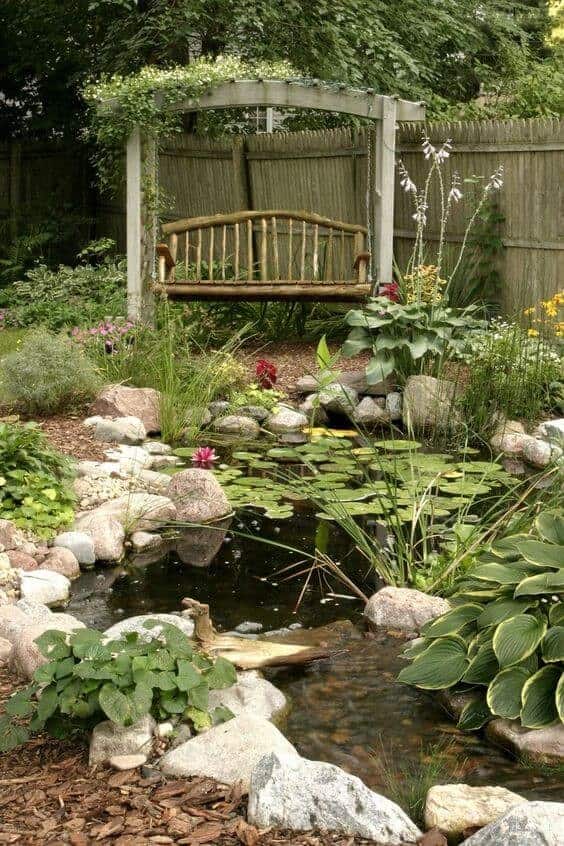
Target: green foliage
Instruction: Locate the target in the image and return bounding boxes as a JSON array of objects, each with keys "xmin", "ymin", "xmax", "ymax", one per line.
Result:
[
  {"xmin": 343, "ymin": 298, "xmax": 486, "ymax": 383},
  {"xmin": 3, "ymin": 254, "xmax": 126, "ymax": 330},
  {"xmin": 229, "ymin": 385, "xmax": 286, "ymax": 413},
  {"xmin": 1, "ymin": 329, "xmax": 101, "ymax": 415},
  {"xmin": 398, "ymin": 510, "xmax": 564, "ymax": 730},
  {"xmin": 0, "ymin": 622, "xmax": 237, "ymax": 752},
  {"xmin": 0, "ymin": 421, "xmax": 74, "ymax": 537}
]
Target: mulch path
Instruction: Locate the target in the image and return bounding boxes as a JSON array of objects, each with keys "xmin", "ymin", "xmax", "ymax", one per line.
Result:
[{"xmin": 0, "ymin": 670, "xmax": 379, "ymax": 846}]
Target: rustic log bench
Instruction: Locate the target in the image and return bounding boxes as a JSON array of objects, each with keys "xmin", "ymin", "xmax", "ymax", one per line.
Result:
[{"xmin": 157, "ymin": 210, "xmax": 370, "ymax": 301}]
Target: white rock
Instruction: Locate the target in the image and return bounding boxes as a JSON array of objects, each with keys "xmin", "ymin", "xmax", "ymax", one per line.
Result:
[
  {"xmin": 209, "ymin": 671, "xmax": 287, "ymax": 722},
  {"xmin": 364, "ymin": 586, "xmax": 450, "ymax": 634},
  {"xmin": 159, "ymin": 714, "xmax": 298, "ymax": 790},
  {"xmin": 16, "ymin": 599, "xmax": 53, "ymax": 623},
  {"xmin": 89, "ymin": 715, "xmax": 156, "ymax": 766},
  {"xmin": 18, "ymin": 569, "xmax": 70, "ymax": 607},
  {"xmin": 425, "ymin": 783, "xmax": 526, "ymax": 837},
  {"xmin": 353, "ymin": 396, "xmax": 390, "ymax": 425},
  {"xmin": 213, "ymin": 415, "xmax": 260, "ymax": 437},
  {"xmin": 137, "ymin": 469, "xmax": 172, "ymax": 494},
  {"xmin": 106, "ymin": 444, "xmax": 153, "ymax": 474},
  {"xmin": 156, "ymin": 721, "xmax": 175, "ymax": 739},
  {"xmin": 386, "ymin": 391, "xmax": 403, "ymax": 420},
  {"xmin": 130, "ymin": 531, "xmax": 164, "ymax": 552},
  {"xmin": 103, "ymin": 613, "xmax": 194, "ymax": 643},
  {"xmin": 266, "ymin": 409, "xmax": 308, "ymax": 434},
  {"xmin": 318, "ymin": 383, "xmax": 358, "ymax": 416},
  {"xmin": 537, "ymin": 418, "xmax": 564, "ymax": 441},
  {"xmin": 53, "ymin": 531, "xmax": 96, "ymax": 565},
  {"xmin": 0, "ymin": 636, "xmax": 12, "ymax": 665},
  {"xmin": 109, "ymin": 753, "xmax": 148, "ymax": 771},
  {"xmin": 76, "ymin": 494, "xmax": 176, "ymax": 535},
  {"xmin": 90, "ymin": 416, "xmax": 147, "ymax": 444},
  {"xmin": 150, "ymin": 455, "xmax": 182, "ymax": 470},
  {"xmin": 248, "ymin": 752, "xmax": 421, "ymax": 843},
  {"xmin": 0, "ymin": 553, "xmax": 11, "ymax": 571},
  {"xmin": 403, "ymin": 375, "xmax": 459, "ymax": 429},
  {"xmin": 522, "ymin": 436, "xmax": 561, "ymax": 468},
  {"xmin": 144, "ymin": 441, "xmax": 172, "ymax": 455},
  {"xmin": 461, "ymin": 801, "xmax": 564, "ymax": 846},
  {"xmin": 75, "ymin": 514, "xmax": 125, "ymax": 562},
  {"xmin": 10, "ymin": 614, "xmax": 85, "ymax": 679}
]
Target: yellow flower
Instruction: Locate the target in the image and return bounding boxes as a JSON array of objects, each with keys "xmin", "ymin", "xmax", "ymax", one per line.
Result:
[{"xmin": 528, "ymin": 328, "xmax": 539, "ymax": 337}]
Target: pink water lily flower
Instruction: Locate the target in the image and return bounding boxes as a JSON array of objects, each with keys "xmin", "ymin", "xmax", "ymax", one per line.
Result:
[{"xmin": 192, "ymin": 446, "xmax": 218, "ymax": 468}]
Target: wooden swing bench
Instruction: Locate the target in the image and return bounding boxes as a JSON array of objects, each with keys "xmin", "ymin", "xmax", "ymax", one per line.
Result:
[{"xmin": 157, "ymin": 209, "xmax": 370, "ymax": 301}]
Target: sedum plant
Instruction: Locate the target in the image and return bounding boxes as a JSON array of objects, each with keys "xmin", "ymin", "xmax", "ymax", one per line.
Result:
[
  {"xmin": 0, "ymin": 622, "xmax": 237, "ymax": 752},
  {"xmin": 398, "ymin": 510, "xmax": 564, "ymax": 731}
]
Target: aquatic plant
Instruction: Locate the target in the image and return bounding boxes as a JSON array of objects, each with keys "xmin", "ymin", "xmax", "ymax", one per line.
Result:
[
  {"xmin": 192, "ymin": 446, "xmax": 219, "ymax": 468},
  {"xmin": 398, "ymin": 510, "xmax": 564, "ymax": 731}
]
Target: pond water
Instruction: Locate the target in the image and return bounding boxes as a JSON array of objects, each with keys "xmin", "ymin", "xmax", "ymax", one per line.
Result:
[{"xmin": 69, "ymin": 504, "xmax": 564, "ymax": 802}]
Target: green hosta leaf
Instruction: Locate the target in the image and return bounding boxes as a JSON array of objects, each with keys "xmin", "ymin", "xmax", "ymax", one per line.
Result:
[
  {"xmin": 477, "ymin": 598, "xmax": 534, "ymax": 629},
  {"xmin": 204, "ymin": 657, "xmax": 237, "ymax": 690},
  {"xmin": 514, "ymin": 571, "xmax": 564, "ymax": 597},
  {"xmin": 520, "ymin": 666, "xmax": 561, "ymax": 728},
  {"xmin": 541, "ymin": 627, "xmax": 564, "ymax": 663},
  {"xmin": 462, "ymin": 642, "xmax": 498, "ymax": 685},
  {"xmin": 535, "ymin": 511, "xmax": 564, "ymax": 545},
  {"xmin": 34, "ymin": 630, "xmax": 71, "ymax": 660},
  {"xmin": 549, "ymin": 603, "xmax": 564, "ymax": 626},
  {"xmin": 457, "ymin": 696, "xmax": 493, "ymax": 731},
  {"xmin": 73, "ymin": 661, "xmax": 118, "ymax": 682},
  {"xmin": 398, "ymin": 637, "xmax": 469, "ymax": 690},
  {"xmin": 36, "ymin": 685, "xmax": 59, "ymax": 723},
  {"xmin": 422, "ymin": 604, "xmax": 483, "ymax": 638},
  {"xmin": 516, "ymin": 540, "xmax": 564, "ymax": 569},
  {"xmin": 188, "ymin": 681, "xmax": 209, "ymax": 711},
  {"xmin": 487, "ymin": 667, "xmax": 531, "ymax": 719},
  {"xmin": 493, "ymin": 614, "xmax": 546, "ymax": 668},
  {"xmin": 98, "ymin": 683, "xmax": 153, "ymax": 726},
  {"xmin": 556, "ymin": 673, "xmax": 564, "ymax": 723},
  {"xmin": 0, "ymin": 716, "xmax": 29, "ymax": 752}
]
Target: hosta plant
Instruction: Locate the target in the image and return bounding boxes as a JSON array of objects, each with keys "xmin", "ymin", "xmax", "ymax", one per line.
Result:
[
  {"xmin": 0, "ymin": 621, "xmax": 237, "ymax": 752},
  {"xmin": 398, "ymin": 510, "xmax": 564, "ymax": 731}
]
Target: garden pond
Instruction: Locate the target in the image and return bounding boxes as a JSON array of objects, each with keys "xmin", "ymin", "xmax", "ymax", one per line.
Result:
[{"xmin": 68, "ymin": 432, "xmax": 564, "ymax": 800}]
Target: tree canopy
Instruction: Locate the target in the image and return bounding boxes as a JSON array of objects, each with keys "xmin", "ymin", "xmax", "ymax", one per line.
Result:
[{"xmin": 0, "ymin": 0, "xmax": 559, "ymax": 140}]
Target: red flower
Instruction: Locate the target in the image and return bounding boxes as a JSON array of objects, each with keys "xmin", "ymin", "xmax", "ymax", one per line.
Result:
[
  {"xmin": 256, "ymin": 359, "xmax": 277, "ymax": 389},
  {"xmin": 192, "ymin": 446, "xmax": 218, "ymax": 468},
  {"xmin": 380, "ymin": 282, "xmax": 400, "ymax": 302}
]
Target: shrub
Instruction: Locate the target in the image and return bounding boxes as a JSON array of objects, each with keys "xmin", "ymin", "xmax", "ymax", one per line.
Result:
[
  {"xmin": 398, "ymin": 510, "xmax": 564, "ymax": 731},
  {"xmin": 2, "ymin": 329, "xmax": 101, "ymax": 414},
  {"xmin": 0, "ymin": 622, "xmax": 237, "ymax": 752}
]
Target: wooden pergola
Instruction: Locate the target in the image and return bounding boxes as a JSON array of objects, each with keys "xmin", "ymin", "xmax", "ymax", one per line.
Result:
[{"xmin": 117, "ymin": 79, "xmax": 425, "ymax": 319}]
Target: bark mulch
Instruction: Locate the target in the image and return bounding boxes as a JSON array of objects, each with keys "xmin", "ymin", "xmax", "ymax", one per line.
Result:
[
  {"xmin": 0, "ymin": 671, "xmax": 378, "ymax": 846},
  {"xmin": 37, "ymin": 415, "xmax": 108, "ymax": 463}
]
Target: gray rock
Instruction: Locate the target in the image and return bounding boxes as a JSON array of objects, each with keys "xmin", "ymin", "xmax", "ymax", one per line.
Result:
[
  {"xmin": 0, "ymin": 636, "xmax": 12, "ymax": 665},
  {"xmin": 266, "ymin": 409, "xmax": 308, "ymax": 433},
  {"xmin": 318, "ymin": 383, "xmax": 359, "ymax": 416},
  {"xmin": 89, "ymin": 715, "xmax": 156, "ymax": 766},
  {"xmin": 485, "ymin": 719, "xmax": 564, "ymax": 766},
  {"xmin": 10, "ymin": 614, "xmax": 85, "ymax": 679},
  {"xmin": 461, "ymin": 801, "xmax": 564, "ymax": 846},
  {"xmin": 489, "ymin": 419, "xmax": 528, "ymax": 455},
  {"xmin": 91, "ymin": 384, "xmax": 161, "ymax": 434},
  {"xmin": 248, "ymin": 752, "xmax": 421, "ymax": 843},
  {"xmin": 137, "ymin": 469, "xmax": 172, "ymax": 494},
  {"xmin": 86, "ymin": 415, "xmax": 147, "ymax": 445},
  {"xmin": 167, "ymin": 468, "xmax": 231, "ymax": 524},
  {"xmin": 238, "ymin": 405, "xmax": 270, "ymax": 422},
  {"xmin": 352, "ymin": 396, "xmax": 390, "ymax": 426},
  {"xmin": 149, "ymin": 454, "xmax": 183, "ymax": 470},
  {"xmin": 425, "ymin": 784, "xmax": 526, "ymax": 837},
  {"xmin": 169, "ymin": 723, "xmax": 193, "ymax": 749},
  {"xmin": 208, "ymin": 671, "xmax": 287, "ymax": 722},
  {"xmin": 130, "ymin": 531, "xmax": 164, "ymax": 552},
  {"xmin": 295, "ymin": 375, "xmax": 320, "ymax": 394},
  {"xmin": 175, "ymin": 520, "xmax": 230, "ymax": 568},
  {"xmin": 53, "ymin": 531, "xmax": 96, "ymax": 566},
  {"xmin": 403, "ymin": 375, "xmax": 459, "ymax": 429},
  {"xmin": 208, "ymin": 400, "xmax": 230, "ymax": 418},
  {"xmin": 109, "ymin": 753, "xmax": 148, "ymax": 770},
  {"xmin": 144, "ymin": 441, "xmax": 172, "ymax": 456},
  {"xmin": 41, "ymin": 548, "xmax": 80, "ymax": 580},
  {"xmin": 386, "ymin": 391, "xmax": 403, "ymax": 421},
  {"xmin": 298, "ymin": 394, "xmax": 328, "ymax": 423},
  {"xmin": 235, "ymin": 621, "xmax": 263, "ymax": 634},
  {"xmin": 103, "ymin": 613, "xmax": 194, "ymax": 643},
  {"xmin": 74, "ymin": 514, "xmax": 125, "ymax": 562},
  {"xmin": 522, "ymin": 436, "xmax": 561, "ymax": 468},
  {"xmin": 213, "ymin": 415, "xmax": 260, "ymax": 437},
  {"xmin": 364, "ymin": 586, "xmax": 450, "ymax": 634},
  {"xmin": 16, "ymin": 599, "xmax": 53, "ymax": 623},
  {"xmin": 537, "ymin": 418, "xmax": 564, "ymax": 441},
  {"xmin": 159, "ymin": 714, "xmax": 298, "ymax": 791},
  {"xmin": 76, "ymin": 494, "xmax": 176, "ymax": 534},
  {"xmin": 295, "ymin": 371, "xmax": 391, "ymax": 397},
  {"xmin": 18, "ymin": 569, "xmax": 70, "ymax": 607}
]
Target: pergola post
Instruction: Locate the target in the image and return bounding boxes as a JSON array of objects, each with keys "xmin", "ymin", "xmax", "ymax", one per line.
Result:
[
  {"xmin": 373, "ymin": 97, "xmax": 397, "ymax": 290},
  {"xmin": 126, "ymin": 126, "xmax": 156, "ymax": 321}
]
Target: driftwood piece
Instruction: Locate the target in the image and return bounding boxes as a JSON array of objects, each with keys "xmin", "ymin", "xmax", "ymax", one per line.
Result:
[{"xmin": 182, "ymin": 598, "xmax": 332, "ymax": 670}]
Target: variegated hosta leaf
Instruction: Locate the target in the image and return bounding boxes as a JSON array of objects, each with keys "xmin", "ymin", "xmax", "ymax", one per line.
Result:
[
  {"xmin": 541, "ymin": 627, "xmax": 564, "ymax": 663},
  {"xmin": 516, "ymin": 540, "xmax": 564, "ymax": 570},
  {"xmin": 487, "ymin": 666, "xmax": 531, "ymax": 719},
  {"xmin": 397, "ymin": 637, "xmax": 469, "ymax": 690},
  {"xmin": 492, "ymin": 614, "xmax": 547, "ymax": 668},
  {"xmin": 514, "ymin": 570, "xmax": 564, "ymax": 597},
  {"xmin": 458, "ymin": 695, "xmax": 492, "ymax": 731},
  {"xmin": 421, "ymin": 604, "xmax": 484, "ymax": 638},
  {"xmin": 549, "ymin": 603, "xmax": 564, "ymax": 626},
  {"xmin": 520, "ymin": 666, "xmax": 561, "ymax": 728},
  {"xmin": 556, "ymin": 672, "xmax": 564, "ymax": 723},
  {"xmin": 535, "ymin": 511, "xmax": 564, "ymax": 545},
  {"xmin": 477, "ymin": 598, "xmax": 535, "ymax": 629},
  {"xmin": 463, "ymin": 641, "xmax": 498, "ymax": 686}
]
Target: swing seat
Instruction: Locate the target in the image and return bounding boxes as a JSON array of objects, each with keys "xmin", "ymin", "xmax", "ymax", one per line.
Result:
[{"xmin": 157, "ymin": 210, "xmax": 370, "ymax": 302}]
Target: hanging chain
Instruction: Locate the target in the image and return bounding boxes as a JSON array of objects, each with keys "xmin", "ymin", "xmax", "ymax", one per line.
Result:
[{"xmin": 365, "ymin": 128, "xmax": 374, "ymax": 288}]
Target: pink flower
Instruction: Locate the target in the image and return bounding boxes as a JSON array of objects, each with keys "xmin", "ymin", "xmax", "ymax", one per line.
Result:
[
  {"xmin": 256, "ymin": 359, "xmax": 277, "ymax": 389},
  {"xmin": 192, "ymin": 446, "xmax": 218, "ymax": 468}
]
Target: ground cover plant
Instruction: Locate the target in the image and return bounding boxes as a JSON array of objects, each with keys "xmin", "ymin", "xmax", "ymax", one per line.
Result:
[
  {"xmin": 0, "ymin": 421, "xmax": 75, "ymax": 537},
  {"xmin": 398, "ymin": 509, "xmax": 564, "ymax": 730},
  {"xmin": 0, "ymin": 621, "xmax": 237, "ymax": 752}
]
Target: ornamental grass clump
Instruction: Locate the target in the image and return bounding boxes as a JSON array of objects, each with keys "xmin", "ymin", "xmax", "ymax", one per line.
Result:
[
  {"xmin": 1, "ymin": 328, "xmax": 101, "ymax": 414},
  {"xmin": 398, "ymin": 509, "xmax": 564, "ymax": 732}
]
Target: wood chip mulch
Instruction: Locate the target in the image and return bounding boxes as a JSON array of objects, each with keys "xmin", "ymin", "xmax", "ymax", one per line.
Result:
[
  {"xmin": 0, "ymin": 670, "xmax": 379, "ymax": 846},
  {"xmin": 37, "ymin": 415, "xmax": 108, "ymax": 463}
]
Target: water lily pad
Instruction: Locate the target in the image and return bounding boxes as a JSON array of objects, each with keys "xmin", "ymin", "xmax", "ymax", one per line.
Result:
[{"xmin": 374, "ymin": 439, "xmax": 422, "ymax": 452}]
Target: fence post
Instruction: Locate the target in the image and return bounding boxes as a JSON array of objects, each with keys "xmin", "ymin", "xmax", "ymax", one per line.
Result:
[
  {"xmin": 373, "ymin": 98, "xmax": 397, "ymax": 290},
  {"xmin": 126, "ymin": 128, "xmax": 156, "ymax": 321}
]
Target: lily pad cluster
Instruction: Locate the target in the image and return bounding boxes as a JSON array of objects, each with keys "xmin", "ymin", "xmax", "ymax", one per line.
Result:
[{"xmin": 398, "ymin": 511, "xmax": 564, "ymax": 730}]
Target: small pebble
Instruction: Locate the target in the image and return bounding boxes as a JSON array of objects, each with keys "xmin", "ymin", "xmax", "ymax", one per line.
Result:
[{"xmin": 109, "ymin": 753, "xmax": 147, "ymax": 771}]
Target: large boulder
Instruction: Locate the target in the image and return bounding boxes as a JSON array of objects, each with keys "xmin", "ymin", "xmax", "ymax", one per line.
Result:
[
  {"xmin": 522, "ymin": 436, "xmax": 561, "ymax": 468},
  {"xmin": 364, "ymin": 587, "xmax": 450, "ymax": 635},
  {"xmin": 485, "ymin": 719, "xmax": 564, "ymax": 766},
  {"xmin": 103, "ymin": 613, "xmax": 194, "ymax": 643},
  {"xmin": 18, "ymin": 569, "xmax": 71, "ymax": 607},
  {"xmin": 76, "ymin": 493, "xmax": 176, "ymax": 534},
  {"xmin": 0, "ymin": 604, "xmax": 33, "ymax": 642},
  {"xmin": 89, "ymin": 715, "xmax": 156, "ymax": 766},
  {"xmin": 208, "ymin": 671, "xmax": 288, "ymax": 723},
  {"xmin": 318, "ymin": 383, "xmax": 358, "ymax": 416},
  {"xmin": 352, "ymin": 396, "xmax": 390, "ymax": 426},
  {"xmin": 73, "ymin": 513, "xmax": 125, "ymax": 562},
  {"xmin": 237, "ymin": 405, "xmax": 270, "ymax": 423},
  {"xmin": 461, "ymin": 801, "xmax": 564, "ymax": 846},
  {"xmin": 213, "ymin": 415, "xmax": 260, "ymax": 438},
  {"xmin": 85, "ymin": 415, "xmax": 147, "ymax": 445},
  {"xmin": 425, "ymin": 784, "xmax": 526, "ymax": 838},
  {"xmin": 0, "ymin": 636, "xmax": 12, "ymax": 666},
  {"xmin": 158, "ymin": 714, "xmax": 298, "ymax": 791},
  {"xmin": 53, "ymin": 531, "xmax": 96, "ymax": 566},
  {"xmin": 91, "ymin": 385, "xmax": 161, "ymax": 434},
  {"xmin": 41, "ymin": 548, "xmax": 80, "ymax": 580},
  {"xmin": 5, "ymin": 550, "xmax": 38, "ymax": 571},
  {"xmin": 403, "ymin": 375, "xmax": 459, "ymax": 429},
  {"xmin": 167, "ymin": 468, "xmax": 231, "ymax": 524},
  {"xmin": 266, "ymin": 409, "xmax": 308, "ymax": 434},
  {"xmin": 10, "ymin": 613, "xmax": 85, "ymax": 679},
  {"xmin": 248, "ymin": 752, "xmax": 420, "ymax": 843},
  {"xmin": 489, "ymin": 419, "xmax": 528, "ymax": 455}
]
